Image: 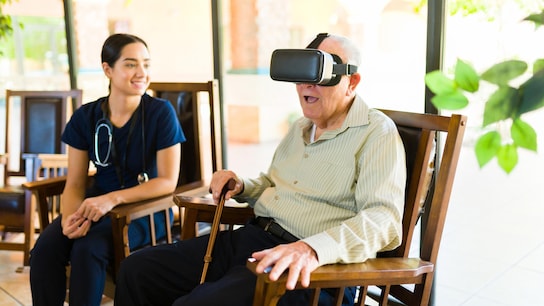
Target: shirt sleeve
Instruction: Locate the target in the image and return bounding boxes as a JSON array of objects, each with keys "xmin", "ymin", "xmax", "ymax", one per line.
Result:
[
  {"xmin": 151, "ymin": 98, "xmax": 186, "ymax": 150},
  {"xmin": 61, "ymin": 104, "xmax": 93, "ymax": 151}
]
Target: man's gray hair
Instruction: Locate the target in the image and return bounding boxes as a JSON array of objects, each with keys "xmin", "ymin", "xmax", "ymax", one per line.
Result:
[{"xmin": 327, "ymin": 34, "xmax": 361, "ymax": 67}]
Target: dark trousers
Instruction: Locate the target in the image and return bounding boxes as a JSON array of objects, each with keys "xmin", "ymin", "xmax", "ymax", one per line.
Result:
[
  {"xmin": 29, "ymin": 211, "xmax": 171, "ymax": 306},
  {"xmin": 30, "ymin": 216, "xmax": 114, "ymax": 306},
  {"xmin": 114, "ymin": 223, "xmax": 356, "ymax": 306}
]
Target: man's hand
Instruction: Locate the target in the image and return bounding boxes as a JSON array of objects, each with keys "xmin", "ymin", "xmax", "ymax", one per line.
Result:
[
  {"xmin": 251, "ymin": 241, "xmax": 319, "ymax": 290},
  {"xmin": 209, "ymin": 170, "xmax": 243, "ymax": 203}
]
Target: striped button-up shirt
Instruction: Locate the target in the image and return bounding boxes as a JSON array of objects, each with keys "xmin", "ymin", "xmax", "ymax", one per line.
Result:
[{"xmin": 235, "ymin": 95, "xmax": 406, "ymax": 265}]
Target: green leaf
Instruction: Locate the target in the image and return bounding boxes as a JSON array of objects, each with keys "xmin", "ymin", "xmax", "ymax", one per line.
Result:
[
  {"xmin": 424, "ymin": 70, "xmax": 456, "ymax": 95},
  {"xmin": 474, "ymin": 131, "xmax": 501, "ymax": 167},
  {"xmin": 523, "ymin": 11, "xmax": 544, "ymax": 28},
  {"xmin": 482, "ymin": 86, "xmax": 518, "ymax": 126},
  {"xmin": 481, "ymin": 60, "xmax": 528, "ymax": 86},
  {"xmin": 497, "ymin": 144, "xmax": 518, "ymax": 174},
  {"xmin": 454, "ymin": 59, "xmax": 479, "ymax": 92},
  {"xmin": 431, "ymin": 90, "xmax": 469, "ymax": 110},
  {"xmin": 534, "ymin": 59, "xmax": 544, "ymax": 74},
  {"xmin": 511, "ymin": 119, "xmax": 537, "ymax": 151},
  {"xmin": 519, "ymin": 69, "xmax": 544, "ymax": 114}
]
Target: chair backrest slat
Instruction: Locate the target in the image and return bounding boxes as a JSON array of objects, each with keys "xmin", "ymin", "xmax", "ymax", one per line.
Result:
[
  {"xmin": 147, "ymin": 81, "xmax": 222, "ymax": 188},
  {"xmin": 3, "ymin": 89, "xmax": 82, "ymax": 180}
]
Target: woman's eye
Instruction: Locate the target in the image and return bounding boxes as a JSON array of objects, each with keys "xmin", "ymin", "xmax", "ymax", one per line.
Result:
[{"xmin": 126, "ymin": 63, "xmax": 136, "ymax": 68}]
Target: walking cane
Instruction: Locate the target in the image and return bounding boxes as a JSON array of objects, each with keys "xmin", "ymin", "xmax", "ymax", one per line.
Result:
[{"xmin": 200, "ymin": 178, "xmax": 237, "ymax": 284}]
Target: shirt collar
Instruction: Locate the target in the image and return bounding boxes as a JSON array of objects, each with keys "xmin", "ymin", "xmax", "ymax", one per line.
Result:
[{"xmin": 298, "ymin": 95, "xmax": 370, "ymax": 141}]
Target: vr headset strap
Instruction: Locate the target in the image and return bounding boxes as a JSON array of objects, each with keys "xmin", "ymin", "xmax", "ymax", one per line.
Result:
[
  {"xmin": 306, "ymin": 33, "xmax": 329, "ymax": 49},
  {"xmin": 333, "ymin": 62, "xmax": 358, "ymax": 75},
  {"xmin": 306, "ymin": 33, "xmax": 358, "ymax": 75}
]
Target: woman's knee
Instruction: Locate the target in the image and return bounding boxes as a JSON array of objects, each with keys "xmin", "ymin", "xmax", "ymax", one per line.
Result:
[{"xmin": 30, "ymin": 220, "xmax": 70, "ymax": 268}]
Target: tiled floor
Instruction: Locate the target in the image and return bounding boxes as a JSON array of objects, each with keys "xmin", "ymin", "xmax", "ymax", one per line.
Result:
[{"xmin": 1, "ymin": 137, "xmax": 544, "ymax": 305}]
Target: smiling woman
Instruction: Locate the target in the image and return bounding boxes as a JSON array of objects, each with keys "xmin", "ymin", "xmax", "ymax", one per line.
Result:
[{"xmin": 27, "ymin": 33, "xmax": 185, "ymax": 306}]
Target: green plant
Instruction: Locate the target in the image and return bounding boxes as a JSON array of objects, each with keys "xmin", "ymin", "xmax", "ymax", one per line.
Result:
[
  {"xmin": 425, "ymin": 9, "xmax": 544, "ymax": 174},
  {"xmin": 0, "ymin": 0, "xmax": 20, "ymax": 57}
]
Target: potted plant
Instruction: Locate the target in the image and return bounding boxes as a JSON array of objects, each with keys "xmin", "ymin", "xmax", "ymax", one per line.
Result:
[{"xmin": 425, "ymin": 9, "xmax": 544, "ymax": 174}]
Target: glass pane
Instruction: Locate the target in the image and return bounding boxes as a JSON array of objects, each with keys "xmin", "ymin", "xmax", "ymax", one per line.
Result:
[
  {"xmin": 436, "ymin": 1, "xmax": 544, "ymax": 304},
  {"xmin": 221, "ymin": 0, "xmax": 428, "ymax": 176},
  {"xmin": 1, "ymin": 1, "xmax": 68, "ymax": 91}
]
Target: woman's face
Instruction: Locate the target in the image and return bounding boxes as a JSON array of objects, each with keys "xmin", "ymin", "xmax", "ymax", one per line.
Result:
[{"xmin": 103, "ymin": 42, "xmax": 151, "ymax": 97}]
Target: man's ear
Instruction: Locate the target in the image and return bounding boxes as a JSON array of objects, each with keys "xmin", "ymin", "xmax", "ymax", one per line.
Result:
[{"xmin": 347, "ymin": 73, "xmax": 361, "ymax": 94}]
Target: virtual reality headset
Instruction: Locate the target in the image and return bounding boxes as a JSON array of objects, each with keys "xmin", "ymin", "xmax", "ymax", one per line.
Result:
[{"xmin": 269, "ymin": 33, "xmax": 358, "ymax": 86}]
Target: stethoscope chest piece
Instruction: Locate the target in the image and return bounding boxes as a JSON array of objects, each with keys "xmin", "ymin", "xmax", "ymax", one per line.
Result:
[{"xmin": 138, "ymin": 172, "xmax": 149, "ymax": 184}]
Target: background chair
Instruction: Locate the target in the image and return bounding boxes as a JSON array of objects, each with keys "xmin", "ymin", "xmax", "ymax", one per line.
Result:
[
  {"xmin": 22, "ymin": 80, "xmax": 224, "ymax": 298},
  {"xmin": 0, "ymin": 89, "xmax": 82, "ymax": 266},
  {"xmin": 176, "ymin": 109, "xmax": 467, "ymax": 306},
  {"xmin": 147, "ymin": 81, "xmax": 223, "ymax": 187}
]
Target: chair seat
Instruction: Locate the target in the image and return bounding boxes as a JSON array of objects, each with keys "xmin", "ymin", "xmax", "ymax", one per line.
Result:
[{"xmin": 0, "ymin": 186, "xmax": 25, "ymax": 214}]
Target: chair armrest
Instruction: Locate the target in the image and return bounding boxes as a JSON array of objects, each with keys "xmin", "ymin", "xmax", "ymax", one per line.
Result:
[
  {"xmin": 22, "ymin": 176, "xmax": 68, "ymax": 229},
  {"xmin": 107, "ymin": 193, "xmax": 176, "ymax": 278},
  {"xmin": 246, "ymin": 258, "xmax": 434, "ymax": 306},
  {"xmin": 22, "ymin": 175, "xmax": 67, "ymax": 193},
  {"xmin": 108, "ymin": 194, "xmax": 175, "ymax": 221},
  {"xmin": 174, "ymin": 188, "xmax": 254, "ymax": 240}
]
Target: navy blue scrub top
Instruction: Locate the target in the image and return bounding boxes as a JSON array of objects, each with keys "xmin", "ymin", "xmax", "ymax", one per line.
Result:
[{"xmin": 62, "ymin": 93, "xmax": 185, "ymax": 195}]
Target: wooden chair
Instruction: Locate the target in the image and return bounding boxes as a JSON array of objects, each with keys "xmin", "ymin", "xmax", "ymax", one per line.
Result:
[
  {"xmin": 147, "ymin": 80, "xmax": 224, "ymax": 187},
  {"xmin": 0, "ymin": 89, "xmax": 82, "ymax": 266},
  {"xmin": 21, "ymin": 80, "xmax": 224, "ymax": 298},
  {"xmin": 175, "ymin": 109, "xmax": 467, "ymax": 306}
]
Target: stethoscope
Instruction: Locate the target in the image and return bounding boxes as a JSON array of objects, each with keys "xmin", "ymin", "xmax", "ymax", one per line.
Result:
[{"xmin": 94, "ymin": 97, "xmax": 149, "ymax": 187}]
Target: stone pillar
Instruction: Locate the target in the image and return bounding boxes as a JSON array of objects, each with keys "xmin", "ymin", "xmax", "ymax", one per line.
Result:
[
  {"xmin": 229, "ymin": 0, "xmax": 290, "ymax": 73},
  {"xmin": 230, "ymin": 0, "xmax": 259, "ymax": 72}
]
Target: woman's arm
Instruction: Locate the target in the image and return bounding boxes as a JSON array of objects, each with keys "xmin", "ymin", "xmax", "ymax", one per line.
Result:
[
  {"xmin": 60, "ymin": 146, "xmax": 93, "ymax": 238},
  {"xmin": 61, "ymin": 146, "xmax": 91, "ymax": 221}
]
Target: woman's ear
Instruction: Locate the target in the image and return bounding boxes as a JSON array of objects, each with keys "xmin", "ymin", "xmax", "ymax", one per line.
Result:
[{"xmin": 102, "ymin": 62, "xmax": 112, "ymax": 78}]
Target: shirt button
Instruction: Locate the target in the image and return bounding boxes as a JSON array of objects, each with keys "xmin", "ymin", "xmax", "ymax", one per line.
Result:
[
  {"xmin": 303, "ymin": 153, "xmax": 309, "ymax": 158},
  {"xmin": 294, "ymin": 181, "xmax": 298, "ymax": 184},
  {"xmin": 274, "ymin": 196, "xmax": 279, "ymax": 200}
]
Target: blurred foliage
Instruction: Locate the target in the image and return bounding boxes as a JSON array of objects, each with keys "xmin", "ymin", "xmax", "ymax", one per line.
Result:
[
  {"xmin": 0, "ymin": 0, "xmax": 16, "ymax": 56},
  {"xmin": 410, "ymin": 0, "xmax": 543, "ymax": 20},
  {"xmin": 425, "ymin": 9, "xmax": 544, "ymax": 173}
]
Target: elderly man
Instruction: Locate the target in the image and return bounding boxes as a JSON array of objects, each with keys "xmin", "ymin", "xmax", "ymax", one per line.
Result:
[{"xmin": 114, "ymin": 33, "xmax": 406, "ymax": 306}]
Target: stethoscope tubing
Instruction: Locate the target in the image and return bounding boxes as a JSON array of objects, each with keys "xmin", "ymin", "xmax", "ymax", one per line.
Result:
[{"xmin": 94, "ymin": 120, "xmax": 113, "ymax": 167}]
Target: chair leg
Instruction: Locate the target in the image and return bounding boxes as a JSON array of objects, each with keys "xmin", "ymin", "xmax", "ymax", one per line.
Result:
[
  {"xmin": 356, "ymin": 286, "xmax": 367, "ymax": 306},
  {"xmin": 252, "ymin": 276, "xmax": 286, "ymax": 306},
  {"xmin": 379, "ymin": 285, "xmax": 391, "ymax": 306},
  {"xmin": 309, "ymin": 288, "xmax": 320, "ymax": 306},
  {"xmin": 22, "ymin": 192, "xmax": 35, "ymax": 266},
  {"xmin": 334, "ymin": 287, "xmax": 345, "ymax": 306}
]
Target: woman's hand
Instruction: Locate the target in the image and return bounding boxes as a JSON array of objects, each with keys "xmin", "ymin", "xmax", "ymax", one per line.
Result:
[
  {"xmin": 61, "ymin": 213, "xmax": 91, "ymax": 239},
  {"xmin": 76, "ymin": 194, "xmax": 117, "ymax": 222}
]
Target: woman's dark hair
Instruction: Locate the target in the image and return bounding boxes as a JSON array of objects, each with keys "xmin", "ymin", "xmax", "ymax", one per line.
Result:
[{"xmin": 101, "ymin": 33, "xmax": 148, "ymax": 67}]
